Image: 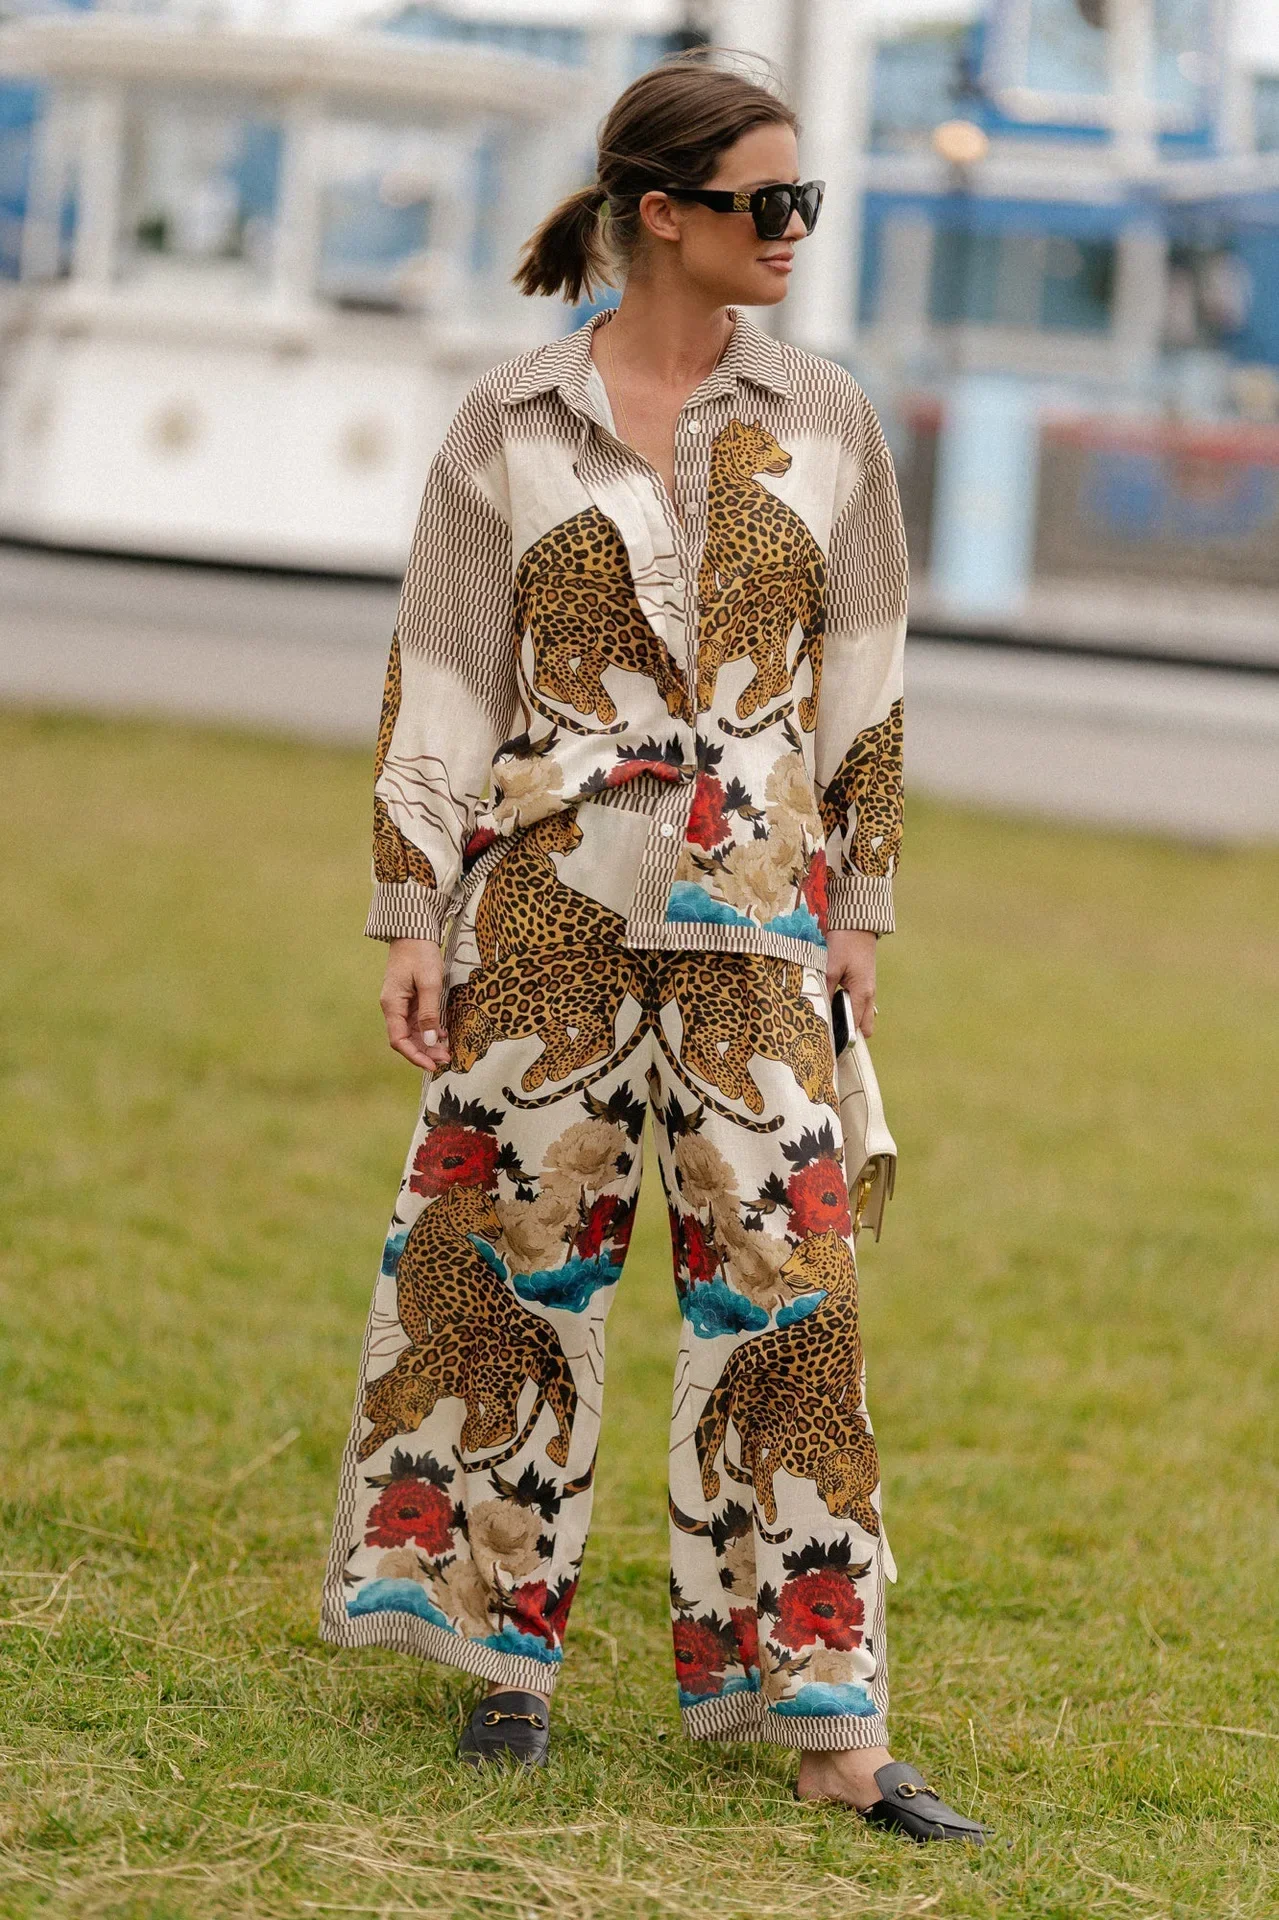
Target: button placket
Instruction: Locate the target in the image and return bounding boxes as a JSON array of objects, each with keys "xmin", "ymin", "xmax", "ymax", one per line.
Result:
[
  {"xmin": 675, "ymin": 393, "xmax": 727, "ymax": 736},
  {"xmin": 624, "ymin": 776, "xmax": 696, "ymax": 947},
  {"xmin": 670, "ymin": 406, "xmax": 714, "ymax": 727},
  {"xmin": 575, "ymin": 412, "xmax": 697, "ymax": 766}
]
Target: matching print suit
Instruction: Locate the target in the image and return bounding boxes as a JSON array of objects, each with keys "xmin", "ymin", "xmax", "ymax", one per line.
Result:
[{"xmin": 321, "ymin": 308, "xmax": 909, "ymax": 1750}]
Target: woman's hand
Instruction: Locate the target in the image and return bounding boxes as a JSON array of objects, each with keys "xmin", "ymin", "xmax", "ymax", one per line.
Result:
[
  {"xmin": 826, "ymin": 928, "xmax": 878, "ymax": 1039},
  {"xmin": 380, "ymin": 939, "xmax": 451, "ymax": 1072}
]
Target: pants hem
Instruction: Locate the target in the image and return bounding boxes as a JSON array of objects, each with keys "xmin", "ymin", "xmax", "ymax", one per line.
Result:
[
  {"xmin": 318, "ymin": 1602, "xmax": 561, "ymax": 1695},
  {"xmin": 681, "ymin": 1694, "xmax": 889, "ymax": 1751}
]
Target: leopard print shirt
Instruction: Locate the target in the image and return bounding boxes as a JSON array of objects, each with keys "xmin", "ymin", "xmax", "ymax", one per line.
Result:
[{"xmin": 367, "ymin": 308, "xmax": 907, "ymax": 964}]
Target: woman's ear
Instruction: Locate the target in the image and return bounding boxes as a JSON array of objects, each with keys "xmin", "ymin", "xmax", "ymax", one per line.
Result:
[{"xmin": 637, "ymin": 189, "xmax": 684, "ymax": 245}]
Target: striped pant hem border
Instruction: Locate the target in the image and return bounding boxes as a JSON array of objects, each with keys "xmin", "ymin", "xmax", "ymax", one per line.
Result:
[
  {"xmin": 681, "ymin": 1692, "xmax": 889, "ymax": 1751},
  {"xmin": 318, "ymin": 1603, "xmax": 561, "ymax": 1697}
]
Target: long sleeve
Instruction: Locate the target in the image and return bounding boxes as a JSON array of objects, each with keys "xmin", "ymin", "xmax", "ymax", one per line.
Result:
[
  {"xmin": 365, "ymin": 432, "xmax": 517, "ymax": 943},
  {"xmin": 814, "ymin": 398, "xmax": 909, "ymax": 937}
]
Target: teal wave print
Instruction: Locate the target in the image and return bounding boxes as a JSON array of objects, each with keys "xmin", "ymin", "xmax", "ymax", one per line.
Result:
[
  {"xmin": 769, "ymin": 1682, "xmax": 878, "ymax": 1718},
  {"xmin": 481, "ymin": 1625, "xmax": 563, "ymax": 1665},
  {"xmin": 347, "ymin": 1578, "xmax": 451, "ymax": 1630},
  {"xmin": 679, "ymin": 1673, "xmax": 761, "ymax": 1709},
  {"xmin": 664, "ymin": 881, "xmax": 824, "ymax": 946},
  {"xmin": 775, "ymin": 1291, "xmax": 825, "ymax": 1328},
  {"xmin": 680, "ymin": 1279, "xmax": 769, "ymax": 1339},
  {"xmin": 468, "ymin": 1234, "xmax": 622, "ymax": 1314}
]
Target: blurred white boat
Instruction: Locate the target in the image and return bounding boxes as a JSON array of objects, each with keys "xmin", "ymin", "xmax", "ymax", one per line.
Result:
[{"xmin": 0, "ymin": 13, "xmax": 596, "ymax": 570}]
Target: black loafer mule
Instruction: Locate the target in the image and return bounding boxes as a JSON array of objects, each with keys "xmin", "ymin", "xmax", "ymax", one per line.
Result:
[
  {"xmin": 860, "ymin": 1760, "xmax": 989, "ymax": 1844},
  {"xmin": 457, "ymin": 1691, "xmax": 550, "ymax": 1769}
]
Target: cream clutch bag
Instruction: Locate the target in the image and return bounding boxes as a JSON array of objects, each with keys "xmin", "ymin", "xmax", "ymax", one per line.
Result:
[{"xmin": 831, "ymin": 989, "xmax": 898, "ymax": 1241}]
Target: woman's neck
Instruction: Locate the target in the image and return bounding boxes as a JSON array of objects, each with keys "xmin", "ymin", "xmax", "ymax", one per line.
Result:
[{"xmin": 602, "ymin": 277, "xmax": 735, "ymax": 392}]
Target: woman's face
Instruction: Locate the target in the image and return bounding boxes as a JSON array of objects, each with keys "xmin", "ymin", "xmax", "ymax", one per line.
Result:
[{"xmin": 638, "ymin": 121, "xmax": 809, "ymax": 308}]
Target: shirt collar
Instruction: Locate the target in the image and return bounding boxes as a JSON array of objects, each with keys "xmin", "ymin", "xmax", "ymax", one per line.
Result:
[{"xmin": 499, "ymin": 305, "xmax": 793, "ymax": 417}]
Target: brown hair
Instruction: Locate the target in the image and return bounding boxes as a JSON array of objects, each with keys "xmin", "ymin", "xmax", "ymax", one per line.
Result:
[{"xmin": 513, "ymin": 50, "xmax": 798, "ymax": 304}]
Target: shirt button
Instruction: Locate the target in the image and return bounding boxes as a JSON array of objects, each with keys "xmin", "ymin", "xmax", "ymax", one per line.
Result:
[
  {"xmin": 686, "ymin": 418, "xmax": 702, "ymax": 434},
  {"xmin": 658, "ymin": 822, "xmax": 676, "ymax": 838}
]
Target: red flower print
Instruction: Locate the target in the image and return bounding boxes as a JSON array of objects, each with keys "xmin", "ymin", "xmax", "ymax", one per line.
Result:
[
  {"xmin": 410, "ymin": 1124, "xmax": 499, "ymax": 1197},
  {"xmin": 504, "ymin": 1575, "xmax": 579, "ymax": 1648},
  {"xmin": 772, "ymin": 1570, "xmax": 865, "ymax": 1651},
  {"xmin": 673, "ymin": 1616, "xmax": 729, "ymax": 1697},
  {"xmin": 463, "ymin": 825, "xmax": 498, "ymax": 865},
  {"xmin": 686, "ymin": 772, "xmax": 731, "ymax": 849},
  {"xmin": 545, "ymin": 1576, "xmax": 578, "ymax": 1642},
  {"xmin": 606, "ymin": 758, "xmax": 682, "ymax": 787},
  {"xmin": 729, "ymin": 1606, "xmax": 760, "ymax": 1674},
  {"xmin": 575, "ymin": 1194, "xmax": 627, "ymax": 1262},
  {"xmin": 365, "ymin": 1477, "xmax": 456, "ymax": 1554},
  {"xmin": 785, "ymin": 1158, "xmax": 852, "ymax": 1237},
  {"xmin": 673, "ymin": 1210, "xmax": 719, "ymax": 1286},
  {"xmin": 608, "ymin": 1197, "xmax": 637, "ymax": 1262},
  {"xmin": 505, "ymin": 1580, "xmax": 549, "ymax": 1643},
  {"xmin": 801, "ymin": 848, "xmax": 829, "ymax": 932}
]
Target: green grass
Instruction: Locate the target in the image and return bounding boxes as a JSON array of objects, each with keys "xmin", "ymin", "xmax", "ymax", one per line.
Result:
[{"xmin": 1, "ymin": 706, "xmax": 1276, "ymax": 1920}]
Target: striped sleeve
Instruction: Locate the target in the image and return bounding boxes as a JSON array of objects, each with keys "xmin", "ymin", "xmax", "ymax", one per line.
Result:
[
  {"xmin": 815, "ymin": 395, "xmax": 909, "ymax": 936},
  {"xmin": 365, "ymin": 418, "xmax": 517, "ymax": 943}
]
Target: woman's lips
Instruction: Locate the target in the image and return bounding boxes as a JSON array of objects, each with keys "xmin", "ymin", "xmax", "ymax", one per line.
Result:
[{"xmin": 760, "ymin": 254, "xmax": 794, "ymax": 273}]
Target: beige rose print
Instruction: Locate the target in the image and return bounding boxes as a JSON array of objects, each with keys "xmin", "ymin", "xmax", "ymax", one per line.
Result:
[
  {"xmin": 497, "ymin": 1116, "xmax": 628, "ymax": 1272},
  {"xmin": 673, "ymin": 1129, "xmax": 796, "ymax": 1312},
  {"xmin": 720, "ymin": 1529, "xmax": 756, "ymax": 1600},
  {"xmin": 491, "ymin": 753, "xmax": 564, "ymax": 832}
]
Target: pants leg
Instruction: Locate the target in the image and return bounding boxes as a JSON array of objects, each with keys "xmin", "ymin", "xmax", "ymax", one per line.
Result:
[
  {"xmin": 319, "ymin": 928, "xmax": 652, "ymax": 1694},
  {"xmin": 652, "ymin": 954, "xmax": 891, "ymax": 1750}
]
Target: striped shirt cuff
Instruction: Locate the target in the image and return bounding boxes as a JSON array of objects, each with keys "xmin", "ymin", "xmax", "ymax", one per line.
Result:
[
  {"xmin": 365, "ymin": 882, "xmax": 450, "ymax": 944},
  {"xmin": 827, "ymin": 869, "xmax": 895, "ymax": 936}
]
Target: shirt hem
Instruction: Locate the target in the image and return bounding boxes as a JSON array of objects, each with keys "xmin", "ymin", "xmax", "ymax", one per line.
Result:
[{"xmin": 623, "ymin": 919, "xmax": 828, "ymax": 968}]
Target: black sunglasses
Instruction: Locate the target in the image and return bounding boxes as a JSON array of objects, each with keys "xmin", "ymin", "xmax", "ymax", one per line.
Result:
[{"xmin": 661, "ymin": 179, "xmax": 825, "ymax": 241}]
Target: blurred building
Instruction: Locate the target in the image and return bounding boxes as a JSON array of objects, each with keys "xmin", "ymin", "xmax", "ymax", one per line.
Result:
[{"xmin": 849, "ymin": 0, "xmax": 1279, "ymax": 648}]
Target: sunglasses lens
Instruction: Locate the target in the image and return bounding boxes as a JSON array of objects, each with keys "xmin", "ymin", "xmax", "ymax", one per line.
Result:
[
  {"xmin": 755, "ymin": 187, "xmax": 794, "ymax": 240},
  {"xmin": 798, "ymin": 183, "xmax": 823, "ymax": 232}
]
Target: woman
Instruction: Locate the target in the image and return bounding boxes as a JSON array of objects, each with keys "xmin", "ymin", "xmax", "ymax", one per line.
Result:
[{"xmin": 321, "ymin": 53, "xmax": 985, "ymax": 1845}]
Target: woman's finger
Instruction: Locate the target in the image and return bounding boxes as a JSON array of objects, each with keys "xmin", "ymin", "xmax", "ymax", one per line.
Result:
[
  {"xmin": 385, "ymin": 1001, "xmax": 438, "ymax": 1071},
  {"xmin": 415, "ymin": 974, "xmax": 451, "ymax": 1067}
]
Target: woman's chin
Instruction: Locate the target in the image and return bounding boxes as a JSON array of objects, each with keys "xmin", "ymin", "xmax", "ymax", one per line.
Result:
[{"xmin": 741, "ymin": 269, "xmax": 792, "ymax": 307}]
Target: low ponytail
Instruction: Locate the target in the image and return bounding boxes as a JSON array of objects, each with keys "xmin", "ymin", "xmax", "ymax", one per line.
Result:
[
  {"xmin": 514, "ymin": 53, "xmax": 795, "ymax": 303},
  {"xmin": 513, "ymin": 182, "xmax": 611, "ymax": 304}
]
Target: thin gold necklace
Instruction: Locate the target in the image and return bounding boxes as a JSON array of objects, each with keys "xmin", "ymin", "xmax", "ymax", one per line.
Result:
[
  {"xmin": 603, "ymin": 312, "xmax": 731, "ymax": 450},
  {"xmin": 604, "ymin": 317, "xmax": 638, "ymax": 447}
]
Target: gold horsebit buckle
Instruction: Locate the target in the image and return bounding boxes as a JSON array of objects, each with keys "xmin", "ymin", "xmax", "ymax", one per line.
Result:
[
  {"xmin": 482, "ymin": 1709, "xmax": 547, "ymax": 1729},
  {"xmin": 894, "ymin": 1782, "xmax": 939, "ymax": 1800}
]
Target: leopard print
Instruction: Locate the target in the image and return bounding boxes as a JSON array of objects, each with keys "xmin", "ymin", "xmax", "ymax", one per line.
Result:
[
  {"xmin": 695, "ymin": 1229, "xmax": 880, "ymax": 1536},
  {"xmin": 817, "ymin": 698, "xmax": 904, "ymax": 881},
  {"xmin": 372, "ymin": 630, "xmax": 436, "ymax": 888},
  {"xmin": 448, "ymin": 948, "xmax": 631, "ymax": 1092},
  {"xmin": 696, "ymin": 421, "xmax": 826, "ymax": 730},
  {"xmin": 358, "ymin": 1182, "xmax": 577, "ymax": 1467},
  {"xmin": 473, "ymin": 809, "xmax": 627, "ymax": 967},
  {"xmin": 448, "ymin": 944, "xmax": 835, "ymax": 1119},
  {"xmin": 373, "ymin": 631, "xmax": 399, "ymax": 783},
  {"xmin": 671, "ymin": 956, "xmax": 837, "ymax": 1116},
  {"xmin": 513, "ymin": 506, "xmax": 692, "ymax": 728}
]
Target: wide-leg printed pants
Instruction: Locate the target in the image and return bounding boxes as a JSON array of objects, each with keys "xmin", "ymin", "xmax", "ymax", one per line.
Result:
[{"xmin": 321, "ymin": 830, "xmax": 894, "ymax": 1750}]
